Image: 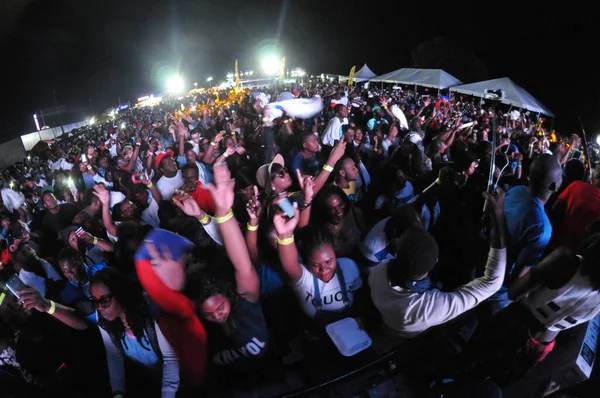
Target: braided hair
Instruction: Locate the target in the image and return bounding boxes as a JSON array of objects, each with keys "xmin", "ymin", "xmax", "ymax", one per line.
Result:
[{"xmin": 91, "ymin": 267, "xmax": 152, "ymax": 351}]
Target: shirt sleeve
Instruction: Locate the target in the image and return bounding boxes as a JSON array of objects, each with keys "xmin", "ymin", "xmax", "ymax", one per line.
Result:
[
  {"xmin": 321, "ymin": 119, "xmax": 338, "ymax": 147},
  {"xmin": 176, "ymin": 155, "xmax": 187, "ymax": 168},
  {"xmin": 156, "ymin": 322, "xmax": 180, "ymax": 398},
  {"xmin": 201, "ymin": 218, "xmax": 223, "ymax": 246},
  {"xmin": 410, "ymin": 248, "xmax": 506, "ymax": 329},
  {"xmin": 99, "ymin": 326, "xmax": 125, "ymax": 394},
  {"xmin": 517, "ymin": 224, "xmax": 549, "ymax": 268}
]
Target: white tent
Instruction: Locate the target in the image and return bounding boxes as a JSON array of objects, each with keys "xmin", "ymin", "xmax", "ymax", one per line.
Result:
[
  {"xmin": 340, "ymin": 64, "xmax": 378, "ymax": 83},
  {"xmin": 371, "ymin": 68, "xmax": 463, "ymax": 89},
  {"xmin": 449, "ymin": 77, "xmax": 553, "ymax": 116}
]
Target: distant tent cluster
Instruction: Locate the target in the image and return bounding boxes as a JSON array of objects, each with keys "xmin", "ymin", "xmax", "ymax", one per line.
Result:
[{"xmin": 330, "ymin": 64, "xmax": 554, "ymax": 117}]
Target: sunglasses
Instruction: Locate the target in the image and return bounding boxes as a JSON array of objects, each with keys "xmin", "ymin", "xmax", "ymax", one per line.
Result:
[
  {"xmin": 89, "ymin": 294, "xmax": 114, "ymax": 309},
  {"xmin": 273, "ymin": 168, "xmax": 289, "ymax": 179}
]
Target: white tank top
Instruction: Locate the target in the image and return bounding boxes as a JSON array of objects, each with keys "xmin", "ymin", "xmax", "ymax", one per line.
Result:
[{"xmin": 525, "ymin": 263, "xmax": 600, "ymax": 332}]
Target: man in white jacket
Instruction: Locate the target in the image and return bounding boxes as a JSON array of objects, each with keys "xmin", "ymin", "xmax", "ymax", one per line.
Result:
[{"xmin": 369, "ymin": 190, "xmax": 506, "ymax": 342}]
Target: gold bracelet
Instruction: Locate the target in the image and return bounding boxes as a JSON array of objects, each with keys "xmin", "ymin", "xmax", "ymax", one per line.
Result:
[
  {"xmin": 93, "ymin": 237, "xmax": 98, "ymax": 245},
  {"xmin": 215, "ymin": 209, "xmax": 234, "ymax": 224},
  {"xmin": 199, "ymin": 214, "xmax": 210, "ymax": 224},
  {"xmin": 210, "ymin": 141, "xmax": 216, "ymax": 147},
  {"xmin": 247, "ymin": 223, "xmax": 258, "ymax": 231},
  {"xmin": 146, "ymin": 182, "xmax": 153, "ymax": 188},
  {"xmin": 47, "ymin": 300, "xmax": 56, "ymax": 315},
  {"xmin": 322, "ymin": 164, "xmax": 333, "ymax": 172}
]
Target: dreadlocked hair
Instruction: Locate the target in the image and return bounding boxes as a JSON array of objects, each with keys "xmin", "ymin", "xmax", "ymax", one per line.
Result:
[
  {"xmin": 91, "ymin": 267, "xmax": 153, "ymax": 352},
  {"xmin": 580, "ymin": 233, "xmax": 600, "ymax": 291}
]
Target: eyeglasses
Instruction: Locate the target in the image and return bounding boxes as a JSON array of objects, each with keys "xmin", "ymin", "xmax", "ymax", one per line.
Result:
[
  {"xmin": 89, "ymin": 294, "xmax": 114, "ymax": 309},
  {"xmin": 274, "ymin": 168, "xmax": 289, "ymax": 179}
]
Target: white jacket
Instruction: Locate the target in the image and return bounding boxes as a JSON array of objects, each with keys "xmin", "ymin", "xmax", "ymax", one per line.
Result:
[{"xmin": 369, "ymin": 248, "xmax": 506, "ymax": 338}]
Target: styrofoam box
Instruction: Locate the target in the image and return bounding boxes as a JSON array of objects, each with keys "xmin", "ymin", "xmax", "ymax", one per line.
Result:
[{"xmin": 326, "ymin": 317, "xmax": 373, "ymax": 357}]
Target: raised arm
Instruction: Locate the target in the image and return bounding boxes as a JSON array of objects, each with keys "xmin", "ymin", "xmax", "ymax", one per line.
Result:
[
  {"xmin": 313, "ymin": 140, "xmax": 346, "ymax": 195},
  {"xmin": 243, "ymin": 186, "xmax": 263, "ymax": 267},
  {"xmin": 202, "ymin": 130, "xmax": 226, "ymax": 165},
  {"xmin": 296, "ymin": 170, "xmax": 314, "ymax": 229},
  {"xmin": 273, "ymin": 205, "xmax": 303, "ymax": 283},
  {"xmin": 204, "ymin": 163, "xmax": 260, "ymax": 302},
  {"xmin": 94, "ymin": 185, "xmax": 117, "ymax": 238},
  {"xmin": 17, "ymin": 287, "xmax": 88, "ymax": 330},
  {"xmin": 125, "ymin": 136, "xmax": 142, "ymax": 173}
]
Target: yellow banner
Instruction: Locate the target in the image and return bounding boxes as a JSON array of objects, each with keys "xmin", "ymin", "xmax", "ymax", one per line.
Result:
[
  {"xmin": 235, "ymin": 60, "xmax": 240, "ymax": 93},
  {"xmin": 279, "ymin": 56, "xmax": 286, "ymax": 80},
  {"xmin": 348, "ymin": 65, "xmax": 356, "ymax": 86}
]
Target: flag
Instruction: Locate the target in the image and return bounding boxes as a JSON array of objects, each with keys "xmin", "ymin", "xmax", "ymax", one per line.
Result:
[
  {"xmin": 234, "ymin": 60, "xmax": 240, "ymax": 93},
  {"xmin": 279, "ymin": 57, "xmax": 286, "ymax": 80},
  {"xmin": 348, "ymin": 65, "xmax": 356, "ymax": 86}
]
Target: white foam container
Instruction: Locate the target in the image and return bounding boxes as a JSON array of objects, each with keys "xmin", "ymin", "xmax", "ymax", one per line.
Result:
[{"xmin": 326, "ymin": 317, "xmax": 373, "ymax": 357}]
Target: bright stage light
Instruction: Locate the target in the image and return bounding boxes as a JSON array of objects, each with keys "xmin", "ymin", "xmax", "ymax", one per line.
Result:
[
  {"xmin": 207, "ymin": 77, "xmax": 213, "ymax": 82},
  {"xmin": 89, "ymin": 117, "xmax": 96, "ymax": 125},
  {"xmin": 167, "ymin": 76, "xmax": 184, "ymax": 92},
  {"xmin": 596, "ymin": 135, "xmax": 600, "ymax": 146},
  {"xmin": 261, "ymin": 55, "xmax": 279, "ymax": 76}
]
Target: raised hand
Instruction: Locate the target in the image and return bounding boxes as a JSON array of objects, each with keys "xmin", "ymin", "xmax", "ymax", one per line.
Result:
[
  {"xmin": 204, "ymin": 163, "xmax": 235, "ymax": 216},
  {"xmin": 93, "ymin": 184, "xmax": 110, "ymax": 205},
  {"xmin": 173, "ymin": 191, "xmax": 206, "ymax": 219},
  {"xmin": 296, "ymin": 169, "xmax": 314, "ymax": 202},
  {"xmin": 246, "ymin": 186, "xmax": 263, "ymax": 221},
  {"xmin": 379, "ymin": 97, "xmax": 389, "ymax": 107},
  {"xmin": 483, "ymin": 187, "xmax": 506, "ymax": 222},
  {"xmin": 328, "ymin": 139, "xmax": 347, "ymax": 165},
  {"xmin": 272, "ymin": 202, "xmax": 300, "ymax": 238},
  {"xmin": 145, "ymin": 241, "xmax": 186, "ymax": 292},
  {"xmin": 16, "ymin": 287, "xmax": 51, "ymax": 312},
  {"xmin": 214, "ymin": 130, "xmax": 227, "ymax": 143}
]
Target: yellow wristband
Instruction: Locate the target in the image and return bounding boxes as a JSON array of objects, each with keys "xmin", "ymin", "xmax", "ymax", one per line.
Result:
[
  {"xmin": 210, "ymin": 141, "xmax": 216, "ymax": 147},
  {"xmin": 93, "ymin": 237, "xmax": 98, "ymax": 245},
  {"xmin": 199, "ymin": 214, "xmax": 210, "ymax": 225},
  {"xmin": 215, "ymin": 209, "xmax": 234, "ymax": 224},
  {"xmin": 47, "ymin": 300, "xmax": 56, "ymax": 315},
  {"xmin": 277, "ymin": 235, "xmax": 294, "ymax": 246},
  {"xmin": 247, "ymin": 223, "xmax": 258, "ymax": 231},
  {"xmin": 87, "ymin": 165, "xmax": 92, "ymax": 170},
  {"xmin": 0, "ymin": 292, "xmax": 5, "ymax": 307},
  {"xmin": 223, "ymin": 152, "xmax": 229, "ymax": 158},
  {"xmin": 146, "ymin": 182, "xmax": 153, "ymax": 188},
  {"xmin": 322, "ymin": 164, "xmax": 333, "ymax": 172}
]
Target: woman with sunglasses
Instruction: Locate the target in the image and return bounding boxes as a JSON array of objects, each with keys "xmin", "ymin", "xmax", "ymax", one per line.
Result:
[{"xmin": 91, "ymin": 267, "xmax": 180, "ymax": 398}]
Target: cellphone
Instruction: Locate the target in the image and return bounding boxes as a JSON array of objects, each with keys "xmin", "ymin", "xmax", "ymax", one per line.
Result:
[
  {"xmin": 277, "ymin": 198, "xmax": 295, "ymax": 219},
  {"xmin": 75, "ymin": 227, "xmax": 85, "ymax": 238},
  {"xmin": 6, "ymin": 274, "xmax": 27, "ymax": 299},
  {"xmin": 80, "ymin": 154, "xmax": 87, "ymax": 163},
  {"xmin": 131, "ymin": 172, "xmax": 148, "ymax": 184}
]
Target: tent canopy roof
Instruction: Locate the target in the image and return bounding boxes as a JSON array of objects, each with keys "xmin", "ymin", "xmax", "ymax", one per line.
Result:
[
  {"xmin": 371, "ymin": 68, "xmax": 462, "ymax": 89},
  {"xmin": 449, "ymin": 77, "xmax": 553, "ymax": 116}
]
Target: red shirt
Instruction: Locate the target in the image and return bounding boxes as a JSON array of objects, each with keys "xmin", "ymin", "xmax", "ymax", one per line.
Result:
[
  {"xmin": 190, "ymin": 181, "xmax": 216, "ymax": 215},
  {"xmin": 554, "ymin": 181, "xmax": 600, "ymax": 251}
]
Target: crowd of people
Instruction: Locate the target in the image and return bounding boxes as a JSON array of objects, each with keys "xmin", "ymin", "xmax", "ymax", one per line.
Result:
[{"xmin": 0, "ymin": 81, "xmax": 599, "ymax": 397}]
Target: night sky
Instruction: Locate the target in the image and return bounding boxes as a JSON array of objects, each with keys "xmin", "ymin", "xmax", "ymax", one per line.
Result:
[{"xmin": 1, "ymin": 1, "xmax": 598, "ymax": 141}]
